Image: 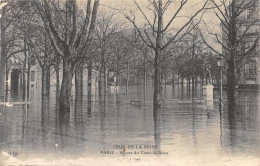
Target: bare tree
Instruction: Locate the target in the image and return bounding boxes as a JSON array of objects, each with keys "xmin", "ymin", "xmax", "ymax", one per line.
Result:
[
  {"xmin": 0, "ymin": 0, "xmax": 26, "ymax": 101},
  {"xmin": 124, "ymin": 0, "xmax": 210, "ymax": 109},
  {"xmin": 201, "ymin": 0, "xmax": 259, "ymax": 103},
  {"xmin": 109, "ymin": 33, "xmax": 136, "ymax": 90},
  {"xmin": 28, "ymin": 28, "xmax": 54, "ymax": 112},
  {"xmin": 93, "ymin": 10, "xmax": 123, "ymax": 94},
  {"xmin": 33, "ymin": 0, "xmax": 100, "ymax": 115}
]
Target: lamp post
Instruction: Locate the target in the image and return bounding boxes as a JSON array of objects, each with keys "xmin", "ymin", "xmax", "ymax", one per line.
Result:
[{"xmin": 217, "ymin": 57, "xmax": 223, "ymax": 107}]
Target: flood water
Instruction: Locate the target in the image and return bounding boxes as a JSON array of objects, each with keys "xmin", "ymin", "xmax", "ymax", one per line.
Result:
[{"xmin": 0, "ymin": 84, "xmax": 259, "ymax": 165}]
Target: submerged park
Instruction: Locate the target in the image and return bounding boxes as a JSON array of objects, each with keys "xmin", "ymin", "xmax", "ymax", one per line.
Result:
[{"xmin": 0, "ymin": 0, "xmax": 259, "ymax": 165}]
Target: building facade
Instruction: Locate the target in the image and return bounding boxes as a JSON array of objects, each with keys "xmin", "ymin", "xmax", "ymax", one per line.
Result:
[
  {"xmin": 237, "ymin": 0, "xmax": 259, "ymax": 87},
  {"xmin": 222, "ymin": 0, "xmax": 259, "ymax": 88}
]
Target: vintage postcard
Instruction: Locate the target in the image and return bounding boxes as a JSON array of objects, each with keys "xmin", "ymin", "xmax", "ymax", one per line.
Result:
[{"xmin": 0, "ymin": 0, "xmax": 259, "ymax": 165}]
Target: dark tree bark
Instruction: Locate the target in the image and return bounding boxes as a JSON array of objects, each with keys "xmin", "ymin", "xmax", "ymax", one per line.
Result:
[
  {"xmin": 87, "ymin": 63, "xmax": 92, "ymax": 100},
  {"xmin": 152, "ymin": 0, "xmax": 163, "ymax": 109},
  {"xmin": 34, "ymin": 0, "xmax": 100, "ymax": 116},
  {"xmin": 126, "ymin": 60, "xmax": 129, "ymax": 94},
  {"xmin": 153, "ymin": 49, "xmax": 161, "ymax": 109},
  {"xmin": 22, "ymin": 40, "xmax": 27, "ymax": 101},
  {"xmin": 163, "ymin": 70, "xmax": 167, "ymax": 90},
  {"xmin": 74, "ymin": 64, "xmax": 83, "ymax": 117},
  {"xmin": 227, "ymin": 57, "xmax": 236, "ymax": 103},
  {"xmin": 100, "ymin": 67, "xmax": 106, "ymax": 95},
  {"xmin": 0, "ymin": 6, "xmax": 6, "ymax": 101},
  {"xmin": 55, "ymin": 65, "xmax": 60, "ymax": 108},
  {"xmin": 41, "ymin": 64, "xmax": 50, "ymax": 112},
  {"xmin": 54, "ymin": 54, "xmax": 60, "ymax": 109},
  {"xmin": 143, "ymin": 59, "xmax": 147, "ymax": 101},
  {"xmin": 192, "ymin": 76, "xmax": 195, "ymax": 90},
  {"xmin": 226, "ymin": 1, "xmax": 238, "ymax": 103},
  {"xmin": 172, "ymin": 73, "xmax": 175, "ymax": 87},
  {"xmin": 181, "ymin": 75, "xmax": 184, "ymax": 87},
  {"xmin": 98, "ymin": 70, "xmax": 102, "ymax": 95},
  {"xmin": 99, "ymin": 49, "xmax": 107, "ymax": 95},
  {"xmin": 27, "ymin": 65, "xmax": 30, "ymax": 101},
  {"xmin": 5, "ymin": 65, "xmax": 9, "ymax": 101},
  {"xmin": 59, "ymin": 58, "xmax": 75, "ymax": 115},
  {"xmin": 75, "ymin": 64, "xmax": 83, "ymax": 103}
]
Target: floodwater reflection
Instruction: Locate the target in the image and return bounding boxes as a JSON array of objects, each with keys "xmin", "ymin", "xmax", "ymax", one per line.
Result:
[
  {"xmin": 0, "ymin": 85, "xmax": 259, "ymax": 165},
  {"xmin": 153, "ymin": 108, "xmax": 161, "ymax": 154}
]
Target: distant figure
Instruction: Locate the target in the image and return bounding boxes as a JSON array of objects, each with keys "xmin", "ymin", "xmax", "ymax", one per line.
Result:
[
  {"xmin": 123, "ymin": 148, "xmax": 126, "ymax": 156},
  {"xmin": 205, "ymin": 65, "xmax": 212, "ymax": 84}
]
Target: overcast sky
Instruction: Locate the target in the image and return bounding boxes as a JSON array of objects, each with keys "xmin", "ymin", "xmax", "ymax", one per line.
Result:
[{"xmin": 96, "ymin": 0, "xmax": 222, "ymax": 51}]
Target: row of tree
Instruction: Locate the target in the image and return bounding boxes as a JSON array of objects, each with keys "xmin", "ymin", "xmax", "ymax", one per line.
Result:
[{"xmin": 0, "ymin": 0, "xmax": 258, "ymax": 117}]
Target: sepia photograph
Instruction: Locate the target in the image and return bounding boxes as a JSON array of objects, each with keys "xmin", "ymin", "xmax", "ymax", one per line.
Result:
[{"xmin": 0, "ymin": 0, "xmax": 259, "ymax": 165}]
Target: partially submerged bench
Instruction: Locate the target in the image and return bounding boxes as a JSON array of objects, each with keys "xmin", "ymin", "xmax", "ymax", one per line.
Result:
[{"xmin": 131, "ymin": 100, "xmax": 141, "ymax": 106}]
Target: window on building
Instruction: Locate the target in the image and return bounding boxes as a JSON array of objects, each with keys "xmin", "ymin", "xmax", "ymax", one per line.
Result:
[
  {"xmin": 245, "ymin": 62, "xmax": 256, "ymax": 74},
  {"xmin": 245, "ymin": 61, "xmax": 257, "ymax": 81},
  {"xmin": 31, "ymin": 71, "xmax": 35, "ymax": 82},
  {"xmin": 246, "ymin": 8, "xmax": 254, "ymax": 20}
]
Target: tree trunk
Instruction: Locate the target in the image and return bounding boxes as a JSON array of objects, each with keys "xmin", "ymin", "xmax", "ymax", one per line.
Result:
[
  {"xmin": 163, "ymin": 71, "xmax": 166, "ymax": 91},
  {"xmin": 5, "ymin": 66, "xmax": 8, "ymax": 101},
  {"xmin": 87, "ymin": 63, "xmax": 92, "ymax": 101},
  {"xmin": 99, "ymin": 70, "xmax": 102, "ymax": 95},
  {"xmin": 55, "ymin": 67, "xmax": 60, "ymax": 109},
  {"xmin": 75, "ymin": 65, "xmax": 83, "ymax": 103},
  {"xmin": 27, "ymin": 66, "xmax": 30, "ymax": 101},
  {"xmin": 59, "ymin": 59, "xmax": 75, "ymax": 116},
  {"xmin": 42, "ymin": 65, "xmax": 51, "ymax": 112},
  {"xmin": 160, "ymin": 68, "xmax": 164, "ymax": 98},
  {"xmin": 153, "ymin": 0, "xmax": 163, "ymax": 110},
  {"xmin": 181, "ymin": 76, "xmax": 184, "ymax": 87},
  {"xmin": 153, "ymin": 49, "xmax": 161, "ymax": 109},
  {"xmin": 126, "ymin": 61, "xmax": 129, "ymax": 94},
  {"xmin": 100, "ymin": 50, "xmax": 106, "ymax": 95},
  {"xmin": 227, "ymin": 2, "xmax": 237, "ymax": 104},
  {"xmin": 105, "ymin": 68, "xmax": 107, "ymax": 93},
  {"xmin": 0, "ymin": 7, "xmax": 6, "ymax": 101},
  {"xmin": 119, "ymin": 75, "xmax": 122, "ymax": 86},
  {"xmin": 55, "ymin": 55, "xmax": 60, "ymax": 109},
  {"xmin": 143, "ymin": 61, "xmax": 147, "ymax": 101},
  {"xmin": 172, "ymin": 73, "xmax": 175, "ymax": 87},
  {"xmin": 192, "ymin": 76, "xmax": 195, "ymax": 90},
  {"xmin": 100, "ymin": 68, "xmax": 106, "ymax": 94},
  {"xmin": 22, "ymin": 50, "xmax": 27, "ymax": 101},
  {"xmin": 227, "ymin": 58, "xmax": 236, "ymax": 103}
]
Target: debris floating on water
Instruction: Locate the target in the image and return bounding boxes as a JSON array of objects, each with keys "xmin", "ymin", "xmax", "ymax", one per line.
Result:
[{"xmin": 5, "ymin": 103, "xmax": 13, "ymax": 107}]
